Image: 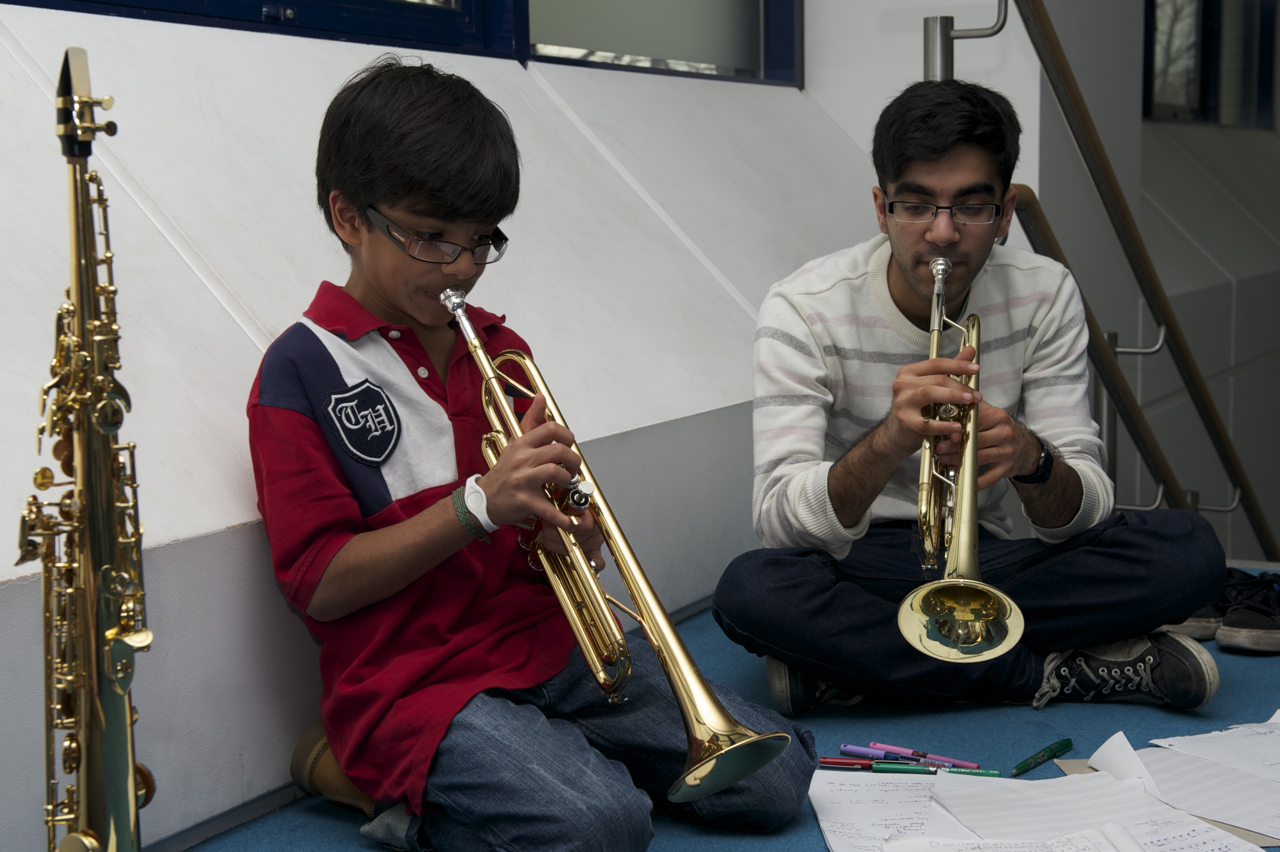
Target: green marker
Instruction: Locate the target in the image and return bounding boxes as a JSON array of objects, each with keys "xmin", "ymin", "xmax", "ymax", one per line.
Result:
[
  {"xmin": 872, "ymin": 761, "xmax": 935, "ymax": 774},
  {"xmin": 1011, "ymin": 738, "xmax": 1072, "ymax": 777},
  {"xmin": 947, "ymin": 768, "xmax": 1000, "ymax": 777}
]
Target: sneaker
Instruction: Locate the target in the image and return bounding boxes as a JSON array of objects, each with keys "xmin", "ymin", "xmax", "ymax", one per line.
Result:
[
  {"xmin": 766, "ymin": 657, "xmax": 861, "ymax": 716},
  {"xmin": 1216, "ymin": 576, "xmax": 1280, "ymax": 653},
  {"xmin": 1163, "ymin": 567, "xmax": 1279, "ymax": 640},
  {"xmin": 1031, "ymin": 632, "xmax": 1219, "ymax": 710}
]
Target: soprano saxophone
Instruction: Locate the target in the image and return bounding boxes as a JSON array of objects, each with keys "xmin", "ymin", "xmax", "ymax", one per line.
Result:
[{"xmin": 16, "ymin": 48, "xmax": 155, "ymax": 852}]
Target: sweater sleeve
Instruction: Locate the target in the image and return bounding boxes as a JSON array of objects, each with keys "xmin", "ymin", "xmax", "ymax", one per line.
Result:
[
  {"xmin": 752, "ymin": 289, "xmax": 868, "ymax": 556},
  {"xmin": 1018, "ymin": 269, "xmax": 1113, "ymax": 542}
]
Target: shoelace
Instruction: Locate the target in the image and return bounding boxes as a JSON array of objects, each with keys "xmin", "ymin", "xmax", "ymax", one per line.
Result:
[
  {"xmin": 1229, "ymin": 581, "xmax": 1280, "ymax": 618},
  {"xmin": 1222, "ymin": 571, "xmax": 1280, "ymax": 608},
  {"xmin": 1031, "ymin": 649, "xmax": 1159, "ymax": 709}
]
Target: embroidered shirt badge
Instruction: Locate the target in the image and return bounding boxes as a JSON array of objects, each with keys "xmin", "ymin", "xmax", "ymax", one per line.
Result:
[{"xmin": 326, "ymin": 379, "xmax": 401, "ymax": 466}]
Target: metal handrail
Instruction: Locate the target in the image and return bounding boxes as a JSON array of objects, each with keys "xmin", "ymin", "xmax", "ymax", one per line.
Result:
[
  {"xmin": 924, "ymin": 0, "xmax": 1008, "ymax": 81},
  {"xmin": 1012, "ymin": 0, "xmax": 1278, "ymax": 560},
  {"xmin": 1013, "ymin": 186, "xmax": 1188, "ymax": 514},
  {"xmin": 1114, "ymin": 325, "xmax": 1166, "ymax": 356}
]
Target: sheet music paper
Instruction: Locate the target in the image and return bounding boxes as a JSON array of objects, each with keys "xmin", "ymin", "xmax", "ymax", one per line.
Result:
[
  {"xmin": 1088, "ymin": 733, "xmax": 1280, "ymax": 839},
  {"xmin": 883, "ymin": 823, "xmax": 1145, "ymax": 852},
  {"xmin": 1150, "ymin": 711, "xmax": 1280, "ymax": 785},
  {"xmin": 930, "ymin": 772, "xmax": 1264, "ymax": 852},
  {"xmin": 931, "ymin": 771, "xmax": 1177, "ymax": 840},
  {"xmin": 807, "ymin": 770, "xmax": 977, "ymax": 852}
]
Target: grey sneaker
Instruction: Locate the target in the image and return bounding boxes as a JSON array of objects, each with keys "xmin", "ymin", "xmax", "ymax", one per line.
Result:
[
  {"xmin": 1031, "ymin": 632, "xmax": 1219, "ymax": 710},
  {"xmin": 1217, "ymin": 578, "xmax": 1280, "ymax": 653},
  {"xmin": 1164, "ymin": 567, "xmax": 1279, "ymax": 640},
  {"xmin": 766, "ymin": 657, "xmax": 861, "ymax": 716}
]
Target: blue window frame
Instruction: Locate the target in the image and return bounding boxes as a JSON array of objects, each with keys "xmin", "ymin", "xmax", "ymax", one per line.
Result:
[
  {"xmin": 8, "ymin": 0, "xmax": 800, "ymax": 84},
  {"xmin": 7, "ymin": 0, "xmax": 529, "ymax": 60}
]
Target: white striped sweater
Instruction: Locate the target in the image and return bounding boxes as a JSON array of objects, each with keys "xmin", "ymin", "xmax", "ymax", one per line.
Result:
[{"xmin": 753, "ymin": 235, "xmax": 1111, "ymax": 558}]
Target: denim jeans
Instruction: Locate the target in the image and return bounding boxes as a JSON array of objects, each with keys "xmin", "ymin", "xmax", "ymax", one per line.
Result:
[
  {"xmin": 414, "ymin": 635, "xmax": 817, "ymax": 852},
  {"xmin": 712, "ymin": 509, "xmax": 1224, "ymax": 706}
]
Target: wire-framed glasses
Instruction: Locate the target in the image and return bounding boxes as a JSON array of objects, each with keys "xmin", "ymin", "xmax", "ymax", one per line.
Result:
[
  {"xmin": 366, "ymin": 206, "xmax": 509, "ymax": 264},
  {"xmin": 887, "ymin": 202, "xmax": 1002, "ymax": 225}
]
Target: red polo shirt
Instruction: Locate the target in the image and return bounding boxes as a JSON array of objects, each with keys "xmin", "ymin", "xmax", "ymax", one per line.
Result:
[{"xmin": 248, "ymin": 282, "xmax": 575, "ymax": 812}]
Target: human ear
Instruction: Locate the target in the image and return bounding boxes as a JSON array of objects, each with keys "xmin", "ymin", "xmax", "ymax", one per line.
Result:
[
  {"xmin": 873, "ymin": 186, "xmax": 890, "ymax": 235},
  {"xmin": 996, "ymin": 184, "xmax": 1018, "ymax": 239},
  {"xmin": 330, "ymin": 191, "xmax": 364, "ymax": 248}
]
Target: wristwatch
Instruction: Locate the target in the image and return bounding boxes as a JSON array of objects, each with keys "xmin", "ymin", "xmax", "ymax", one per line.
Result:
[{"xmin": 1012, "ymin": 441, "xmax": 1054, "ymax": 484}]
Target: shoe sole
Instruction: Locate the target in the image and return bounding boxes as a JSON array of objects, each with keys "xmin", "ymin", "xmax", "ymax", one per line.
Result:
[
  {"xmin": 1162, "ymin": 632, "xmax": 1221, "ymax": 708},
  {"xmin": 766, "ymin": 657, "xmax": 797, "ymax": 716},
  {"xmin": 1162, "ymin": 617, "xmax": 1221, "ymax": 641},
  {"xmin": 1216, "ymin": 627, "xmax": 1280, "ymax": 653}
]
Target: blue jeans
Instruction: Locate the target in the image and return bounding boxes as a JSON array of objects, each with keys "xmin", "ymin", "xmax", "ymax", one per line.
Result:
[
  {"xmin": 712, "ymin": 509, "xmax": 1225, "ymax": 706},
  {"xmin": 416, "ymin": 635, "xmax": 817, "ymax": 852}
]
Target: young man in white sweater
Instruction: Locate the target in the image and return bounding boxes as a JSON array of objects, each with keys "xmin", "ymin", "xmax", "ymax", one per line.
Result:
[{"xmin": 713, "ymin": 80, "xmax": 1226, "ymax": 714}]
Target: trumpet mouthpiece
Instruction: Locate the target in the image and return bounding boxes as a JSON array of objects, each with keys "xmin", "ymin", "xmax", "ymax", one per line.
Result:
[
  {"xmin": 439, "ymin": 288, "xmax": 467, "ymax": 313},
  {"xmin": 930, "ymin": 257, "xmax": 952, "ymax": 277}
]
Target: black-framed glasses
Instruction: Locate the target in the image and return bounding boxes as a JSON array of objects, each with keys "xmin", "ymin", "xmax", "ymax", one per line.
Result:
[
  {"xmin": 887, "ymin": 202, "xmax": 1002, "ymax": 225},
  {"xmin": 366, "ymin": 206, "xmax": 509, "ymax": 265}
]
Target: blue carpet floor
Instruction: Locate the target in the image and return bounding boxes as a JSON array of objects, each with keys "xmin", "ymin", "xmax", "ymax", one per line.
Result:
[{"xmin": 190, "ymin": 608, "xmax": 1280, "ymax": 852}]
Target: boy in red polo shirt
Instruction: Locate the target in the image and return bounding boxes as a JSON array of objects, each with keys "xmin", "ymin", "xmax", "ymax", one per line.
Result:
[{"xmin": 247, "ymin": 56, "xmax": 815, "ymax": 851}]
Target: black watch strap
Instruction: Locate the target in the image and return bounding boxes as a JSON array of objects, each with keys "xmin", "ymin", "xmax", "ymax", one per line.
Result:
[{"xmin": 1012, "ymin": 442, "xmax": 1054, "ymax": 484}]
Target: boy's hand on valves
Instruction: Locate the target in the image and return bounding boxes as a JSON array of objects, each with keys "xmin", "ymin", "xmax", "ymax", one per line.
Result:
[
  {"xmin": 478, "ymin": 394, "xmax": 583, "ymax": 531},
  {"xmin": 538, "ymin": 508, "xmax": 604, "ymax": 571}
]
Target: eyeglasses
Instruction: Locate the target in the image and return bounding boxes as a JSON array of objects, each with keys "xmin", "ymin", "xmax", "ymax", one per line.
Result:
[
  {"xmin": 366, "ymin": 206, "xmax": 509, "ymax": 265},
  {"xmin": 887, "ymin": 202, "xmax": 1002, "ymax": 225}
]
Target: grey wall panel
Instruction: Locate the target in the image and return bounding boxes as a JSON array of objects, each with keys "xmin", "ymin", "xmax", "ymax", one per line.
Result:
[
  {"xmin": 1235, "ymin": 270, "xmax": 1280, "ymax": 364},
  {"xmin": 578, "ymin": 401, "xmax": 758, "ymax": 612}
]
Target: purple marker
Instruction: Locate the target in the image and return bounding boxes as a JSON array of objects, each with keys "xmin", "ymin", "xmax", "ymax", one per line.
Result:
[
  {"xmin": 870, "ymin": 742, "xmax": 980, "ymax": 770},
  {"xmin": 840, "ymin": 744, "xmax": 896, "ymax": 760},
  {"xmin": 839, "ymin": 745, "xmax": 953, "ymax": 767}
]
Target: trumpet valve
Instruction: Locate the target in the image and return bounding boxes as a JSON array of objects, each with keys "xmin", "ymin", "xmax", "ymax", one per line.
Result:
[{"xmin": 565, "ymin": 477, "xmax": 594, "ymax": 512}]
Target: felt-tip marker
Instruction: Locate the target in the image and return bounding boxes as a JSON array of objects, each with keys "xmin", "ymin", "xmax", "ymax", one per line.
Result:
[
  {"xmin": 1010, "ymin": 738, "xmax": 1072, "ymax": 777},
  {"xmin": 820, "ymin": 757, "xmax": 872, "ymax": 769},
  {"xmin": 840, "ymin": 745, "xmax": 953, "ymax": 766},
  {"xmin": 871, "ymin": 742, "xmax": 981, "ymax": 770}
]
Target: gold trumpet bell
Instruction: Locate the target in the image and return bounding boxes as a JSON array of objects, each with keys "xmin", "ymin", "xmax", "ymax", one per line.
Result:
[
  {"xmin": 669, "ymin": 727, "xmax": 792, "ymax": 803},
  {"xmin": 897, "ymin": 578, "xmax": 1025, "ymax": 662}
]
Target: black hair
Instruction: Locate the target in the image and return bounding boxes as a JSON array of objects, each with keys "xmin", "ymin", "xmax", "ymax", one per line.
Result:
[
  {"xmin": 316, "ymin": 55, "xmax": 520, "ymax": 247},
  {"xmin": 872, "ymin": 80, "xmax": 1021, "ymax": 193}
]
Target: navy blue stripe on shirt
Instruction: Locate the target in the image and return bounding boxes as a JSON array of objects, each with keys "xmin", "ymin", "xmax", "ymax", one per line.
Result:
[{"xmin": 258, "ymin": 322, "xmax": 395, "ymax": 517}]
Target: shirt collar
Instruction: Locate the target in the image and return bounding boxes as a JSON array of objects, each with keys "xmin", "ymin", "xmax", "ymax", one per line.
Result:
[{"xmin": 303, "ymin": 281, "xmax": 508, "ymax": 341}]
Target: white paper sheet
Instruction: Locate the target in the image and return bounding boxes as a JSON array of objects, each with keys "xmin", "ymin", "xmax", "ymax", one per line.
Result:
[
  {"xmin": 1136, "ymin": 747, "xmax": 1280, "ymax": 839},
  {"xmin": 1150, "ymin": 712, "xmax": 1280, "ymax": 785},
  {"xmin": 882, "ymin": 823, "xmax": 1145, "ymax": 852},
  {"xmin": 928, "ymin": 772, "xmax": 1264, "ymax": 852},
  {"xmin": 807, "ymin": 770, "xmax": 977, "ymax": 852},
  {"xmin": 1089, "ymin": 732, "xmax": 1164, "ymax": 799},
  {"xmin": 931, "ymin": 771, "xmax": 1178, "ymax": 841}
]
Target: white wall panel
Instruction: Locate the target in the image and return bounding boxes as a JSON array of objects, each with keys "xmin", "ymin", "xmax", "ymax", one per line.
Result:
[
  {"xmin": 531, "ymin": 60, "xmax": 877, "ymax": 310},
  {"xmin": 1, "ymin": 20, "xmax": 266, "ymax": 580},
  {"xmin": 804, "ymin": 0, "xmax": 1041, "ymax": 195}
]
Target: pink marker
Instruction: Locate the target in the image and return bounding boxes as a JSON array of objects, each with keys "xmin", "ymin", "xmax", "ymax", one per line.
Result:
[{"xmin": 870, "ymin": 742, "xmax": 980, "ymax": 770}]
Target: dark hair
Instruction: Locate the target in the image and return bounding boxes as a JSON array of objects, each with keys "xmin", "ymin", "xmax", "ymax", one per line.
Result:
[
  {"xmin": 872, "ymin": 80, "xmax": 1021, "ymax": 193},
  {"xmin": 316, "ymin": 55, "xmax": 520, "ymax": 246}
]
